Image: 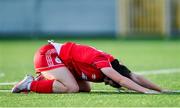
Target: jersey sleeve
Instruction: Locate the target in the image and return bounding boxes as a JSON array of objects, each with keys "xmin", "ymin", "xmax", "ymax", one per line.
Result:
[{"xmin": 92, "ymin": 55, "xmax": 112, "ymax": 69}]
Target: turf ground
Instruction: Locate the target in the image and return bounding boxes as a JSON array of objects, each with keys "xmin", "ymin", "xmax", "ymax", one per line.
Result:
[{"xmin": 0, "ymin": 39, "xmax": 180, "ymax": 107}]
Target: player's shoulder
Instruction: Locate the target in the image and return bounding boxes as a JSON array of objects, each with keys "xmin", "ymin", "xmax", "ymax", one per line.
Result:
[{"xmin": 63, "ymin": 41, "xmax": 76, "ymax": 46}]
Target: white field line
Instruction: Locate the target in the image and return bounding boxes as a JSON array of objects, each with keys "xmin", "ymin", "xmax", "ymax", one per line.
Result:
[
  {"xmin": 0, "ymin": 82, "xmax": 17, "ymax": 86},
  {"xmin": 0, "ymin": 68, "xmax": 180, "ymax": 86},
  {"xmin": 137, "ymin": 68, "xmax": 180, "ymax": 75},
  {"xmin": 0, "ymin": 90, "xmax": 11, "ymax": 92}
]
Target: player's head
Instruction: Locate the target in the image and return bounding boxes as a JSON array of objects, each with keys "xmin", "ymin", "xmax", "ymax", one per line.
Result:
[{"xmin": 104, "ymin": 59, "xmax": 132, "ymax": 88}]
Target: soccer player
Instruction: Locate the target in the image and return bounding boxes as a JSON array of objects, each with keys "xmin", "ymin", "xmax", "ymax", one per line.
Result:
[{"xmin": 12, "ymin": 41, "xmax": 164, "ymax": 94}]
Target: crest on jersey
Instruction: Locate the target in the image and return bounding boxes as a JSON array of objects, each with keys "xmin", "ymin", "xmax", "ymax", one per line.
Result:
[{"xmin": 55, "ymin": 57, "xmax": 62, "ymax": 63}]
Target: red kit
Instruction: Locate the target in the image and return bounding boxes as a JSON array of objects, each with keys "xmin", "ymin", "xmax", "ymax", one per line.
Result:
[{"xmin": 34, "ymin": 42, "xmax": 115, "ymax": 82}]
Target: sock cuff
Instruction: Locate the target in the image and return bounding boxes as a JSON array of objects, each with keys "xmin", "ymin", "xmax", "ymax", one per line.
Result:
[{"xmin": 30, "ymin": 80, "xmax": 54, "ymax": 93}]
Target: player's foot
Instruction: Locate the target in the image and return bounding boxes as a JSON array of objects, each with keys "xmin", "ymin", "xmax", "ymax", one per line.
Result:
[{"xmin": 11, "ymin": 75, "xmax": 34, "ymax": 93}]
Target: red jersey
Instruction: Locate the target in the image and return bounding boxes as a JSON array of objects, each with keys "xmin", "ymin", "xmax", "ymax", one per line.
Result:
[{"xmin": 51, "ymin": 42, "xmax": 115, "ymax": 82}]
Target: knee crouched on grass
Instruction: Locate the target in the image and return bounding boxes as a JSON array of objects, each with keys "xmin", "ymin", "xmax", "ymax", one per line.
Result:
[{"xmin": 52, "ymin": 80, "xmax": 79, "ymax": 93}]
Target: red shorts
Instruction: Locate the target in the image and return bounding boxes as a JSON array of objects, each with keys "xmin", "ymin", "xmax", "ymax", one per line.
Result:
[{"xmin": 34, "ymin": 44, "xmax": 65, "ymax": 73}]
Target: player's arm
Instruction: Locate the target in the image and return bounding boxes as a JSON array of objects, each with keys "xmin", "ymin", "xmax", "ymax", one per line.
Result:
[
  {"xmin": 101, "ymin": 67, "xmax": 150, "ymax": 93},
  {"xmin": 130, "ymin": 73, "xmax": 163, "ymax": 92}
]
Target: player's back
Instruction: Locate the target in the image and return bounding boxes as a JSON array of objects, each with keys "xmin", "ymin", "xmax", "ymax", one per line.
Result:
[
  {"xmin": 52, "ymin": 41, "xmax": 115, "ymax": 81},
  {"xmin": 60, "ymin": 42, "xmax": 114, "ymax": 64}
]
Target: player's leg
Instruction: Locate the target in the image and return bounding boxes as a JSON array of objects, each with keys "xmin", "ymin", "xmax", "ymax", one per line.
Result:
[
  {"xmin": 51, "ymin": 80, "xmax": 68, "ymax": 93},
  {"xmin": 34, "ymin": 73, "xmax": 69, "ymax": 93},
  {"xmin": 12, "ymin": 44, "xmax": 78, "ymax": 93},
  {"xmin": 34, "ymin": 43, "xmax": 79, "ymax": 93},
  {"xmin": 17, "ymin": 68, "xmax": 79, "ymax": 93},
  {"xmin": 32, "ymin": 74, "xmax": 91, "ymax": 93},
  {"xmin": 77, "ymin": 80, "xmax": 91, "ymax": 92},
  {"xmin": 33, "ymin": 73, "xmax": 91, "ymax": 93},
  {"xmin": 12, "ymin": 67, "xmax": 79, "ymax": 93},
  {"xmin": 41, "ymin": 67, "xmax": 79, "ymax": 93},
  {"xmin": 31, "ymin": 73, "xmax": 69, "ymax": 93}
]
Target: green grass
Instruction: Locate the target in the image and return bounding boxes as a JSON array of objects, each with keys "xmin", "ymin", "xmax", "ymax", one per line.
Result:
[{"xmin": 0, "ymin": 39, "xmax": 180, "ymax": 107}]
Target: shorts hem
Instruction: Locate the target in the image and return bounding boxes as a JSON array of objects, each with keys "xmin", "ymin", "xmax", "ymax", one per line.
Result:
[{"xmin": 35, "ymin": 64, "xmax": 65, "ymax": 73}]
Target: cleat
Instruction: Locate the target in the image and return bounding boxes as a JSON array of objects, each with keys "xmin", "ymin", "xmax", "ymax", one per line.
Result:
[{"xmin": 11, "ymin": 75, "xmax": 34, "ymax": 93}]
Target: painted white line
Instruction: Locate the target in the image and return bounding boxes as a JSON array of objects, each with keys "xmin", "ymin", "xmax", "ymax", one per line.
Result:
[
  {"xmin": 137, "ymin": 68, "xmax": 180, "ymax": 75},
  {"xmin": 0, "ymin": 82, "xmax": 17, "ymax": 86},
  {"xmin": 0, "ymin": 90, "xmax": 11, "ymax": 92},
  {"xmin": 171, "ymin": 90, "xmax": 180, "ymax": 93}
]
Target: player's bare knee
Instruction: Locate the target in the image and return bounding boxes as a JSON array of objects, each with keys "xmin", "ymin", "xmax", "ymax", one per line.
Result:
[
  {"xmin": 67, "ymin": 84, "xmax": 79, "ymax": 93},
  {"xmin": 52, "ymin": 80, "xmax": 68, "ymax": 93}
]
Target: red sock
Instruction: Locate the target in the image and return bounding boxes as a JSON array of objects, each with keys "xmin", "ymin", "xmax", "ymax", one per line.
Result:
[{"xmin": 30, "ymin": 80, "xmax": 54, "ymax": 93}]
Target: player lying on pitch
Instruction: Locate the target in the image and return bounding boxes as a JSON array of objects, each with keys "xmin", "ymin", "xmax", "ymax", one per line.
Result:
[{"xmin": 12, "ymin": 40, "xmax": 165, "ymax": 94}]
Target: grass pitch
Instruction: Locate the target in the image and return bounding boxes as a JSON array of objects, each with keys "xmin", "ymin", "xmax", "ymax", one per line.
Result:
[{"xmin": 0, "ymin": 39, "xmax": 180, "ymax": 107}]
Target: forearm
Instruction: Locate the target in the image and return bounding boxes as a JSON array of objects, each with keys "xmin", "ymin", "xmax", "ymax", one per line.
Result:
[
  {"xmin": 131, "ymin": 73, "xmax": 162, "ymax": 92},
  {"xmin": 101, "ymin": 67, "xmax": 149, "ymax": 93},
  {"xmin": 118, "ymin": 75, "xmax": 149, "ymax": 93}
]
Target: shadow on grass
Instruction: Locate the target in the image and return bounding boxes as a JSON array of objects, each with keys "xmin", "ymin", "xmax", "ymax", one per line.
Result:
[
  {"xmin": 81, "ymin": 91, "xmax": 142, "ymax": 95},
  {"xmin": 81, "ymin": 90, "xmax": 180, "ymax": 95}
]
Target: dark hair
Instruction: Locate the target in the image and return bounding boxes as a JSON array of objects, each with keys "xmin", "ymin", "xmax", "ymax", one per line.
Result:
[{"xmin": 104, "ymin": 59, "xmax": 132, "ymax": 88}]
